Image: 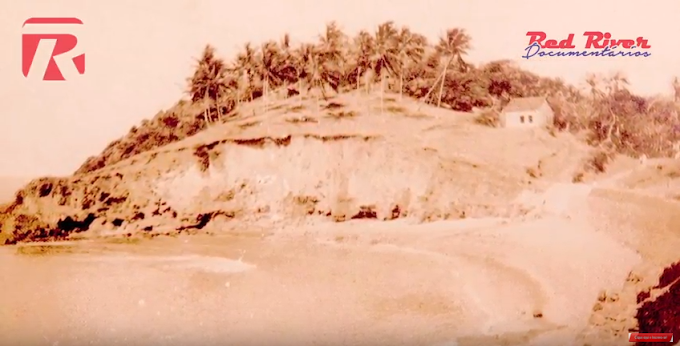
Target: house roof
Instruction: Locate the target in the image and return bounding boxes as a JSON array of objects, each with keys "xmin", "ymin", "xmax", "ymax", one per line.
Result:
[{"xmin": 502, "ymin": 97, "xmax": 547, "ymax": 112}]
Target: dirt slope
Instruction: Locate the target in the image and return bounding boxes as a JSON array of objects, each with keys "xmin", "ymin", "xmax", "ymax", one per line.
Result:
[{"xmin": 0, "ymin": 92, "xmax": 591, "ymax": 244}]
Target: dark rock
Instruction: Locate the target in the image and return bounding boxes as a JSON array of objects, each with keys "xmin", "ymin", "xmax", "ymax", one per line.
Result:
[
  {"xmin": 111, "ymin": 218, "xmax": 124, "ymax": 227},
  {"xmin": 635, "ymin": 261, "xmax": 680, "ymax": 346}
]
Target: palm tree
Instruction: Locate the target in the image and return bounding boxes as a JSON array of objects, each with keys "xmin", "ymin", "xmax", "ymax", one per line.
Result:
[
  {"xmin": 219, "ymin": 75, "xmax": 239, "ymax": 117},
  {"xmin": 319, "ymin": 22, "xmax": 349, "ymax": 94},
  {"xmin": 233, "ymin": 43, "xmax": 258, "ymax": 105},
  {"xmin": 256, "ymin": 40, "xmax": 283, "ymax": 111},
  {"xmin": 423, "ymin": 28, "xmax": 472, "ymax": 107},
  {"xmin": 187, "ymin": 44, "xmax": 229, "ymax": 125},
  {"xmin": 587, "ymin": 73, "xmax": 631, "ymax": 145},
  {"xmin": 299, "ymin": 44, "xmax": 319, "ymax": 110},
  {"xmin": 299, "ymin": 43, "xmax": 339, "ymax": 112},
  {"xmin": 290, "ymin": 43, "xmax": 309, "ymax": 106},
  {"xmin": 395, "ymin": 26, "xmax": 427, "ymax": 100},
  {"xmin": 603, "ymin": 72, "xmax": 629, "ymax": 94},
  {"xmin": 351, "ymin": 30, "xmax": 374, "ymax": 94},
  {"xmin": 277, "ymin": 33, "xmax": 300, "ymax": 94},
  {"xmin": 318, "ymin": 22, "xmax": 346, "ymax": 68},
  {"xmin": 370, "ymin": 21, "xmax": 399, "ymax": 113}
]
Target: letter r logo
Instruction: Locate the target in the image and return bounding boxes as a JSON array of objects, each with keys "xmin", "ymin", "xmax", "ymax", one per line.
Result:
[{"xmin": 22, "ymin": 17, "xmax": 85, "ymax": 81}]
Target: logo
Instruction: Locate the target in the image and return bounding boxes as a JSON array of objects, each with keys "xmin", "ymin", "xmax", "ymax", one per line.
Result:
[
  {"xmin": 628, "ymin": 332, "xmax": 673, "ymax": 343},
  {"xmin": 22, "ymin": 17, "xmax": 85, "ymax": 81},
  {"xmin": 522, "ymin": 31, "xmax": 651, "ymax": 60}
]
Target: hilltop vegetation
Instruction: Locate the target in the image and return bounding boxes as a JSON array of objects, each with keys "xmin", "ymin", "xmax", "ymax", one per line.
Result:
[{"xmin": 76, "ymin": 21, "xmax": 680, "ymax": 175}]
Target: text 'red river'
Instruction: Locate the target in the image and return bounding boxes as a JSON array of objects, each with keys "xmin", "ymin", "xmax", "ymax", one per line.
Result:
[{"xmin": 522, "ymin": 31, "xmax": 652, "ymax": 59}]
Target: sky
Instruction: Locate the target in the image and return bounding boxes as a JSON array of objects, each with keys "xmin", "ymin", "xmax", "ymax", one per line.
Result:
[{"xmin": 1, "ymin": 0, "xmax": 679, "ymax": 178}]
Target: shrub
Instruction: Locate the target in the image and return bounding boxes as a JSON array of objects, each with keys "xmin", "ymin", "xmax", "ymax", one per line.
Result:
[
  {"xmin": 585, "ymin": 150, "xmax": 613, "ymax": 173},
  {"xmin": 474, "ymin": 109, "xmax": 500, "ymax": 127},
  {"xmin": 75, "ymin": 102, "xmax": 208, "ymax": 174}
]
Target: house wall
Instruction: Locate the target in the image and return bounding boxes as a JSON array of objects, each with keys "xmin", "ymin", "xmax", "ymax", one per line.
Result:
[
  {"xmin": 539, "ymin": 102, "xmax": 555, "ymax": 126},
  {"xmin": 501, "ymin": 110, "xmax": 543, "ymax": 128},
  {"xmin": 500, "ymin": 102, "xmax": 554, "ymax": 128}
]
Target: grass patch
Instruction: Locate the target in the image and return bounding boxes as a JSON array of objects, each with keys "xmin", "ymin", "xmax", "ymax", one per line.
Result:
[
  {"xmin": 288, "ymin": 105, "xmax": 306, "ymax": 113},
  {"xmin": 15, "ymin": 244, "xmax": 78, "ymax": 256},
  {"xmin": 584, "ymin": 150, "xmax": 614, "ymax": 173},
  {"xmin": 266, "ymin": 103, "xmax": 286, "ymax": 112},
  {"xmin": 324, "ymin": 102, "xmax": 345, "ymax": 110},
  {"xmin": 103, "ymin": 235, "xmax": 142, "ymax": 244},
  {"xmin": 474, "ymin": 109, "xmax": 500, "ymax": 127},
  {"xmin": 286, "ymin": 116, "xmax": 319, "ymax": 124},
  {"xmin": 326, "ymin": 111, "xmax": 358, "ymax": 119},
  {"xmin": 238, "ymin": 121, "xmax": 260, "ymax": 129},
  {"xmin": 404, "ymin": 112, "xmax": 432, "ymax": 119},
  {"xmin": 572, "ymin": 172, "xmax": 585, "ymax": 183},
  {"xmin": 385, "ymin": 105, "xmax": 406, "ymax": 114}
]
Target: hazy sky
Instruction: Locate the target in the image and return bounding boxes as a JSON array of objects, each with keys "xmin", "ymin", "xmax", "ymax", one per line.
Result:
[{"xmin": 1, "ymin": 0, "xmax": 678, "ymax": 177}]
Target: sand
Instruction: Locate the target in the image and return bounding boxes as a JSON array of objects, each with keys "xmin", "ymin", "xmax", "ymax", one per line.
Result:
[{"xmin": 0, "ymin": 181, "xmax": 662, "ymax": 345}]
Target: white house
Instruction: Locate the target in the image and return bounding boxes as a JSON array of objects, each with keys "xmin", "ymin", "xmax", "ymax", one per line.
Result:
[{"xmin": 499, "ymin": 97, "xmax": 554, "ymax": 128}]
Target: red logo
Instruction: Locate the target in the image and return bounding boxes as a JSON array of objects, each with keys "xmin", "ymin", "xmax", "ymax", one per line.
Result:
[
  {"xmin": 628, "ymin": 332, "xmax": 674, "ymax": 343},
  {"xmin": 22, "ymin": 17, "xmax": 85, "ymax": 81},
  {"xmin": 522, "ymin": 31, "xmax": 652, "ymax": 59}
]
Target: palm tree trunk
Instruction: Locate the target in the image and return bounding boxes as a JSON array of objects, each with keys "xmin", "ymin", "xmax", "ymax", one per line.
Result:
[
  {"xmin": 298, "ymin": 79, "xmax": 303, "ymax": 107},
  {"xmin": 216, "ymin": 99, "xmax": 222, "ymax": 123},
  {"xmin": 248, "ymin": 75, "xmax": 254, "ymax": 102},
  {"xmin": 399, "ymin": 60, "xmax": 404, "ymax": 100},
  {"xmin": 264, "ymin": 76, "xmax": 269, "ymax": 112},
  {"xmin": 320, "ymin": 80, "xmax": 329, "ymax": 101},
  {"xmin": 437, "ymin": 57, "xmax": 452, "ymax": 107},
  {"xmin": 421, "ymin": 68, "xmax": 445, "ymax": 106},
  {"xmin": 380, "ymin": 74, "xmax": 384, "ymax": 115},
  {"xmin": 314, "ymin": 82, "xmax": 320, "ymax": 115},
  {"xmin": 365, "ymin": 72, "xmax": 369, "ymax": 94},
  {"xmin": 356, "ymin": 68, "xmax": 361, "ymax": 91},
  {"xmin": 203, "ymin": 89, "xmax": 211, "ymax": 127},
  {"xmin": 399, "ymin": 72, "xmax": 403, "ymax": 100}
]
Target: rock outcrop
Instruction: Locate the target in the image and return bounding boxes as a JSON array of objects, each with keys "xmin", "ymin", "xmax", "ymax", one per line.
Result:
[{"xmin": 0, "ymin": 133, "xmax": 523, "ymax": 244}]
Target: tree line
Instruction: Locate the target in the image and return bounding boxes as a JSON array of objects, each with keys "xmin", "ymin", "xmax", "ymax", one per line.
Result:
[{"xmin": 76, "ymin": 21, "xmax": 680, "ymax": 174}]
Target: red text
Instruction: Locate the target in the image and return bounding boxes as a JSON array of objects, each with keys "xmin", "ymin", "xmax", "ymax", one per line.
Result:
[{"xmin": 526, "ymin": 31, "xmax": 651, "ymax": 49}]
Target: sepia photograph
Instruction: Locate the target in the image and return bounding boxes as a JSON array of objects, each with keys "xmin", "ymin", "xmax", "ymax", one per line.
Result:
[{"xmin": 1, "ymin": 0, "xmax": 679, "ymax": 345}]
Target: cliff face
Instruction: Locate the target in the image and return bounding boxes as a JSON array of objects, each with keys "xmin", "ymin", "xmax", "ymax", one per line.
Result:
[
  {"xmin": 0, "ymin": 172, "xmax": 161, "ymax": 244},
  {"xmin": 0, "ymin": 131, "xmax": 528, "ymax": 245},
  {"xmin": 0, "ymin": 91, "xmax": 602, "ymax": 246},
  {"xmin": 4, "ymin": 93, "xmax": 558, "ymax": 244}
]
